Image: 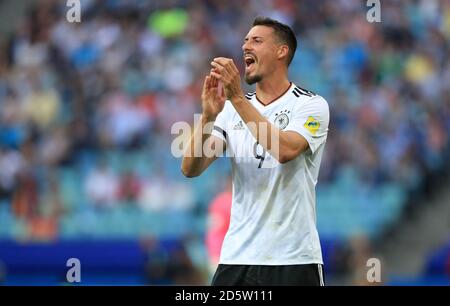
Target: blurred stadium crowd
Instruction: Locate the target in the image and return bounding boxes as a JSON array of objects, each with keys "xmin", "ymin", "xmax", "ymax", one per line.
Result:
[{"xmin": 0, "ymin": 0, "xmax": 449, "ymax": 285}]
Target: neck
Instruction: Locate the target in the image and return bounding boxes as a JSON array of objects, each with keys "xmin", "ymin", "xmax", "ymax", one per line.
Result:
[{"xmin": 255, "ymin": 72, "xmax": 291, "ymax": 106}]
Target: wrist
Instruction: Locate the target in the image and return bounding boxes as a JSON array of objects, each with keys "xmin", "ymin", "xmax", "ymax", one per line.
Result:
[
  {"xmin": 229, "ymin": 93, "xmax": 246, "ymax": 105},
  {"xmin": 202, "ymin": 113, "xmax": 217, "ymax": 123}
]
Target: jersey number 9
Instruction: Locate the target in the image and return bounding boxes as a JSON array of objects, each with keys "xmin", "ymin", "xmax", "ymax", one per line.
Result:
[{"xmin": 253, "ymin": 142, "xmax": 266, "ymax": 169}]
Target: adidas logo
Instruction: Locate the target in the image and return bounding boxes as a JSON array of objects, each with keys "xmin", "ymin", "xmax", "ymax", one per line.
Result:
[{"xmin": 233, "ymin": 120, "xmax": 245, "ymax": 130}]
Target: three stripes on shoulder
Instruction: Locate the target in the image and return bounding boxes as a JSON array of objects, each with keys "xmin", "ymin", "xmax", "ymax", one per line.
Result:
[{"xmin": 292, "ymin": 86, "xmax": 316, "ymax": 98}]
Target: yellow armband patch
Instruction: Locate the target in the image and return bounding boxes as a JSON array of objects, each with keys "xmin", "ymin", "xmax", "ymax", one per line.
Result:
[{"xmin": 304, "ymin": 116, "xmax": 320, "ymax": 135}]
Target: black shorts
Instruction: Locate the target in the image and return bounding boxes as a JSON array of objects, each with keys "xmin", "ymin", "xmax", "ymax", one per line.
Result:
[{"xmin": 211, "ymin": 264, "xmax": 325, "ymax": 286}]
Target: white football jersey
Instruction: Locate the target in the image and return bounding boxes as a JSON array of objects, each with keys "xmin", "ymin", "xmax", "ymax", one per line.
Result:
[{"xmin": 211, "ymin": 82, "xmax": 329, "ymax": 265}]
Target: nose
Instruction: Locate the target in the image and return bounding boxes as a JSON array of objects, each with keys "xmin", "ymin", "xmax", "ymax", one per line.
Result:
[{"xmin": 242, "ymin": 41, "xmax": 251, "ymax": 53}]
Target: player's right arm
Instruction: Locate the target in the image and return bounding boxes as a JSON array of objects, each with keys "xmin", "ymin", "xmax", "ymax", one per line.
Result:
[{"xmin": 181, "ymin": 75, "xmax": 226, "ymax": 178}]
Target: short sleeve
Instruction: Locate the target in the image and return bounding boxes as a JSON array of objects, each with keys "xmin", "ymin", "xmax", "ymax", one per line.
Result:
[
  {"xmin": 284, "ymin": 95, "xmax": 330, "ymax": 154},
  {"xmin": 211, "ymin": 100, "xmax": 232, "ymax": 142}
]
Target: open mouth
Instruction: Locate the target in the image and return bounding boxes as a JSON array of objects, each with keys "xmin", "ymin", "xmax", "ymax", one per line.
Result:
[{"xmin": 244, "ymin": 55, "xmax": 256, "ymax": 70}]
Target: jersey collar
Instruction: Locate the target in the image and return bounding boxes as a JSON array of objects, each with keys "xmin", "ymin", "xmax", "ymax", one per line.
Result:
[{"xmin": 253, "ymin": 82, "xmax": 294, "ymax": 109}]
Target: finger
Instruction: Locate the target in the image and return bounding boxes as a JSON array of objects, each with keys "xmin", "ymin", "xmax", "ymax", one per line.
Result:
[
  {"xmin": 230, "ymin": 60, "xmax": 240, "ymax": 74},
  {"xmin": 218, "ymin": 82, "xmax": 226, "ymax": 100},
  {"xmin": 227, "ymin": 59, "xmax": 239, "ymax": 74},
  {"xmin": 213, "ymin": 57, "xmax": 231, "ymax": 66},
  {"xmin": 211, "ymin": 61, "xmax": 224, "ymax": 68},
  {"xmin": 210, "ymin": 70, "xmax": 224, "ymax": 81},
  {"xmin": 213, "ymin": 58, "xmax": 236, "ymax": 76},
  {"xmin": 211, "ymin": 62, "xmax": 227, "ymax": 75},
  {"xmin": 211, "ymin": 62, "xmax": 230, "ymax": 80},
  {"xmin": 210, "ymin": 74, "xmax": 218, "ymax": 88},
  {"xmin": 203, "ymin": 75, "xmax": 210, "ymax": 92}
]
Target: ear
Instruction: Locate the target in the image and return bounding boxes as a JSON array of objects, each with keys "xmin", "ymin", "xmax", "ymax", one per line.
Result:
[{"xmin": 277, "ymin": 45, "xmax": 289, "ymax": 62}]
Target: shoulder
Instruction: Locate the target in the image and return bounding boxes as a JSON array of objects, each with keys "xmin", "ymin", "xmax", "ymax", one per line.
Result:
[
  {"xmin": 291, "ymin": 84, "xmax": 327, "ymax": 103},
  {"xmin": 291, "ymin": 85, "xmax": 318, "ymax": 100},
  {"xmin": 290, "ymin": 85, "xmax": 329, "ymax": 114},
  {"xmin": 306, "ymin": 95, "xmax": 329, "ymax": 111}
]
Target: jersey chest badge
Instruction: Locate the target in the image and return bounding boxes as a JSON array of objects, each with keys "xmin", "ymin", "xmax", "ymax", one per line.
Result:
[{"xmin": 274, "ymin": 110, "xmax": 290, "ymax": 130}]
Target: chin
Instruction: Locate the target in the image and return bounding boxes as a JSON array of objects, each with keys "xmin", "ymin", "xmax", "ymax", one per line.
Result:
[{"xmin": 245, "ymin": 73, "xmax": 262, "ymax": 85}]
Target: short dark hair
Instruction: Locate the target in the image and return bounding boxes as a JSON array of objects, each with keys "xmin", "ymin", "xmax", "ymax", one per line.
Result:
[{"xmin": 252, "ymin": 16, "xmax": 297, "ymax": 66}]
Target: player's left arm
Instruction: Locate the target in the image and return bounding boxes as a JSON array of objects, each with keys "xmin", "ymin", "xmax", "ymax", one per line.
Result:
[{"xmin": 210, "ymin": 57, "xmax": 309, "ymax": 164}]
